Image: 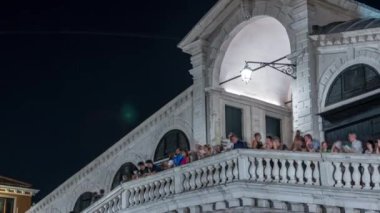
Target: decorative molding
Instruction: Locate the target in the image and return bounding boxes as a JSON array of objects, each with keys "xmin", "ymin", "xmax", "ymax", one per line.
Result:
[{"xmin": 310, "ymin": 28, "xmax": 380, "ymax": 48}]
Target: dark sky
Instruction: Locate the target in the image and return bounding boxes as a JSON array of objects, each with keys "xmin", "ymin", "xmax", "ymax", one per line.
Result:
[{"xmin": 0, "ymin": 0, "xmax": 379, "ymax": 203}]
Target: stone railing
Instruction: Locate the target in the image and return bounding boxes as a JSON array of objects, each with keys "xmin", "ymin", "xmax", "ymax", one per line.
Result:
[{"xmin": 83, "ymin": 150, "xmax": 380, "ymax": 213}]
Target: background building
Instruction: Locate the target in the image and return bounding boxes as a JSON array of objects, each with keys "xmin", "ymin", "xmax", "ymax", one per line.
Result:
[
  {"xmin": 0, "ymin": 176, "xmax": 38, "ymax": 213},
  {"xmin": 28, "ymin": 0, "xmax": 380, "ymax": 212}
]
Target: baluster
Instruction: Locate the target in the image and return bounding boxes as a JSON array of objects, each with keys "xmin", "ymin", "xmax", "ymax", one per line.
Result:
[
  {"xmin": 313, "ymin": 162, "xmax": 320, "ymax": 185},
  {"xmin": 143, "ymin": 184, "xmax": 150, "ymax": 202},
  {"xmin": 128, "ymin": 189, "xmax": 135, "ymax": 206},
  {"xmin": 159, "ymin": 179, "xmax": 166, "ymax": 197},
  {"xmin": 139, "ymin": 185, "xmax": 145, "ymax": 204},
  {"xmin": 264, "ymin": 158, "xmax": 272, "ymax": 182},
  {"xmin": 207, "ymin": 166, "xmax": 215, "ymax": 186},
  {"xmin": 248, "ymin": 157, "xmax": 257, "ymax": 181},
  {"xmin": 272, "ymin": 158, "xmax": 280, "ymax": 183},
  {"xmin": 183, "ymin": 172, "xmax": 190, "ymax": 191},
  {"xmin": 125, "ymin": 189, "xmax": 131, "ymax": 208},
  {"xmin": 279, "ymin": 159, "xmax": 287, "ymax": 183},
  {"xmin": 164, "ymin": 178, "xmax": 171, "ymax": 196},
  {"xmin": 213, "ymin": 164, "xmax": 221, "ymax": 185},
  {"xmin": 362, "ymin": 163, "xmax": 371, "ymax": 190},
  {"xmin": 288, "ymin": 159, "xmax": 296, "ymax": 184},
  {"xmin": 333, "ymin": 162, "xmax": 343, "ymax": 187},
  {"xmin": 232, "ymin": 158, "xmax": 239, "ymax": 180},
  {"xmin": 113, "ymin": 197, "xmax": 120, "ymax": 211},
  {"xmin": 304, "ymin": 160, "xmax": 312, "ymax": 185},
  {"xmin": 342, "ymin": 162, "xmax": 351, "ymax": 188},
  {"xmin": 226, "ymin": 160, "xmax": 234, "ymax": 183},
  {"xmin": 220, "ymin": 162, "xmax": 227, "ymax": 184},
  {"xmin": 107, "ymin": 200, "xmax": 112, "ymax": 212},
  {"xmin": 372, "ymin": 164, "xmax": 380, "ymax": 190},
  {"xmin": 189, "ymin": 171, "xmax": 196, "ymax": 190},
  {"xmin": 296, "ymin": 160, "xmax": 304, "ymax": 184},
  {"xmin": 148, "ymin": 182, "xmax": 155, "ymax": 201},
  {"xmin": 257, "ymin": 158, "xmax": 265, "ymax": 182},
  {"xmin": 170, "ymin": 177, "xmax": 175, "ymax": 194},
  {"xmin": 352, "ymin": 163, "xmax": 361, "ymax": 189},
  {"xmin": 195, "ymin": 169, "xmax": 203, "ymax": 188},
  {"xmin": 154, "ymin": 181, "xmax": 160, "ymax": 200},
  {"xmin": 201, "ymin": 167, "xmax": 208, "ymax": 186},
  {"xmin": 133, "ymin": 187, "xmax": 140, "ymax": 205}
]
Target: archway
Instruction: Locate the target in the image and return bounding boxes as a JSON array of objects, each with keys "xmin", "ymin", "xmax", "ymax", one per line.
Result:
[
  {"xmin": 72, "ymin": 192, "xmax": 93, "ymax": 213},
  {"xmin": 321, "ymin": 64, "xmax": 380, "ymax": 143},
  {"xmin": 154, "ymin": 129, "xmax": 190, "ymax": 162},
  {"xmin": 219, "ymin": 16, "xmax": 292, "ymax": 107},
  {"xmin": 110, "ymin": 162, "xmax": 137, "ymax": 190}
]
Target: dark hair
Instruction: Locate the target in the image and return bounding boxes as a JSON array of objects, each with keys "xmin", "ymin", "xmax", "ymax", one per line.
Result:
[
  {"xmin": 304, "ymin": 134, "xmax": 312, "ymax": 140},
  {"xmin": 266, "ymin": 136, "xmax": 273, "ymax": 140},
  {"xmin": 254, "ymin": 132, "xmax": 261, "ymax": 137},
  {"xmin": 272, "ymin": 136, "xmax": 280, "ymax": 141},
  {"xmin": 137, "ymin": 161, "xmax": 145, "ymax": 166},
  {"xmin": 145, "ymin": 160, "xmax": 153, "ymax": 164}
]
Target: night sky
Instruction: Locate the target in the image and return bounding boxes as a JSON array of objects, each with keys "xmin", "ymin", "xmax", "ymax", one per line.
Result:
[{"xmin": 0, "ymin": 0, "xmax": 379, "ymax": 203}]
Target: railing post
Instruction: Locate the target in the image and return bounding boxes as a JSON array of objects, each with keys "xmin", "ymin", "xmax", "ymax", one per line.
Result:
[
  {"xmin": 174, "ymin": 167, "xmax": 183, "ymax": 194},
  {"xmin": 121, "ymin": 188, "xmax": 128, "ymax": 209},
  {"xmin": 238, "ymin": 151, "xmax": 249, "ymax": 180},
  {"xmin": 319, "ymin": 154, "xmax": 335, "ymax": 187}
]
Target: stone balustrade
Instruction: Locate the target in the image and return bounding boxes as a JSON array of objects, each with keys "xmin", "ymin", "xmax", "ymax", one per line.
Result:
[{"xmin": 83, "ymin": 150, "xmax": 380, "ymax": 213}]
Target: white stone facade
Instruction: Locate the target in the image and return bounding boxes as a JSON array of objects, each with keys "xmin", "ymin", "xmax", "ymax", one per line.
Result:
[{"xmin": 28, "ymin": 0, "xmax": 380, "ymax": 212}]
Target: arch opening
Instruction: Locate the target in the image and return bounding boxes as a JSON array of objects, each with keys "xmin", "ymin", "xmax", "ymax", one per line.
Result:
[
  {"xmin": 72, "ymin": 192, "xmax": 93, "ymax": 213},
  {"xmin": 219, "ymin": 16, "xmax": 292, "ymax": 106},
  {"xmin": 154, "ymin": 129, "xmax": 190, "ymax": 162},
  {"xmin": 110, "ymin": 162, "xmax": 137, "ymax": 190},
  {"xmin": 322, "ymin": 64, "xmax": 380, "ymax": 143}
]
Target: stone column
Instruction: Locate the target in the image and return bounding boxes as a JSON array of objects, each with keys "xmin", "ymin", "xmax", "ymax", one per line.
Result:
[
  {"xmin": 290, "ymin": 30, "xmax": 321, "ymax": 139},
  {"xmin": 182, "ymin": 40, "xmax": 209, "ymax": 145}
]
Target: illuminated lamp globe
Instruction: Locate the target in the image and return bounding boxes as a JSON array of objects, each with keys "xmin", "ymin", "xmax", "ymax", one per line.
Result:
[{"xmin": 241, "ymin": 67, "xmax": 252, "ymax": 83}]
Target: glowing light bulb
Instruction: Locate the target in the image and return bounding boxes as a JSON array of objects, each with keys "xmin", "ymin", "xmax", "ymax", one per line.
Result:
[{"xmin": 241, "ymin": 67, "xmax": 252, "ymax": 83}]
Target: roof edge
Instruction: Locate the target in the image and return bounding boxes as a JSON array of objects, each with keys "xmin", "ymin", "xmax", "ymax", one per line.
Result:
[{"xmin": 178, "ymin": 0, "xmax": 233, "ymax": 50}]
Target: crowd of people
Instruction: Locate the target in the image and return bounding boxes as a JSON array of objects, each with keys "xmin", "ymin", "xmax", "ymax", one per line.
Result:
[{"xmin": 119, "ymin": 131, "xmax": 380, "ymax": 184}]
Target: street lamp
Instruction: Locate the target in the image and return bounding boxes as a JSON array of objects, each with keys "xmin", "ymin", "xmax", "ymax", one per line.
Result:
[{"xmin": 220, "ymin": 56, "xmax": 297, "ymax": 85}]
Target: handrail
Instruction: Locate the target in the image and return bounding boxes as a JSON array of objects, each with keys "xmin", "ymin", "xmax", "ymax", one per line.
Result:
[{"xmin": 83, "ymin": 149, "xmax": 380, "ymax": 212}]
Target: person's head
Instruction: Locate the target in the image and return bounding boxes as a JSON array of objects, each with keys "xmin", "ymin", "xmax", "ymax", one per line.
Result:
[
  {"xmin": 214, "ymin": 145, "xmax": 222, "ymax": 153},
  {"xmin": 254, "ymin": 133, "xmax": 261, "ymax": 141},
  {"xmin": 145, "ymin": 160, "xmax": 154, "ymax": 168},
  {"xmin": 265, "ymin": 136, "xmax": 273, "ymax": 149},
  {"xmin": 322, "ymin": 141, "xmax": 328, "ymax": 150},
  {"xmin": 182, "ymin": 150, "xmax": 189, "ymax": 157},
  {"xmin": 137, "ymin": 161, "xmax": 145, "ymax": 170},
  {"xmin": 304, "ymin": 134, "xmax": 312, "ymax": 143},
  {"xmin": 272, "ymin": 136, "xmax": 281, "ymax": 149},
  {"xmin": 175, "ymin": 148, "xmax": 182, "ymax": 155},
  {"xmin": 293, "ymin": 136, "xmax": 304, "ymax": 148},
  {"xmin": 229, "ymin": 133, "xmax": 239, "ymax": 144},
  {"xmin": 265, "ymin": 136, "xmax": 273, "ymax": 144},
  {"xmin": 366, "ymin": 140, "xmax": 374, "ymax": 152},
  {"xmin": 377, "ymin": 138, "xmax": 380, "ymax": 146},
  {"xmin": 332, "ymin": 141, "xmax": 342, "ymax": 153},
  {"xmin": 99, "ymin": 189, "xmax": 105, "ymax": 195},
  {"xmin": 348, "ymin": 132, "xmax": 357, "ymax": 143},
  {"xmin": 295, "ymin": 130, "xmax": 301, "ymax": 137}
]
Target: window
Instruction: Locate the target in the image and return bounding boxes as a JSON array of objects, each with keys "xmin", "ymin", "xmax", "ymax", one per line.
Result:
[
  {"xmin": 326, "ymin": 64, "xmax": 380, "ymax": 106},
  {"xmin": 266, "ymin": 116, "xmax": 281, "ymax": 138},
  {"xmin": 225, "ymin": 105, "xmax": 243, "ymax": 139},
  {"xmin": 111, "ymin": 162, "xmax": 137, "ymax": 190},
  {"xmin": 154, "ymin": 130, "xmax": 189, "ymax": 162},
  {"xmin": 0, "ymin": 197, "xmax": 14, "ymax": 213},
  {"xmin": 73, "ymin": 192, "xmax": 93, "ymax": 213}
]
